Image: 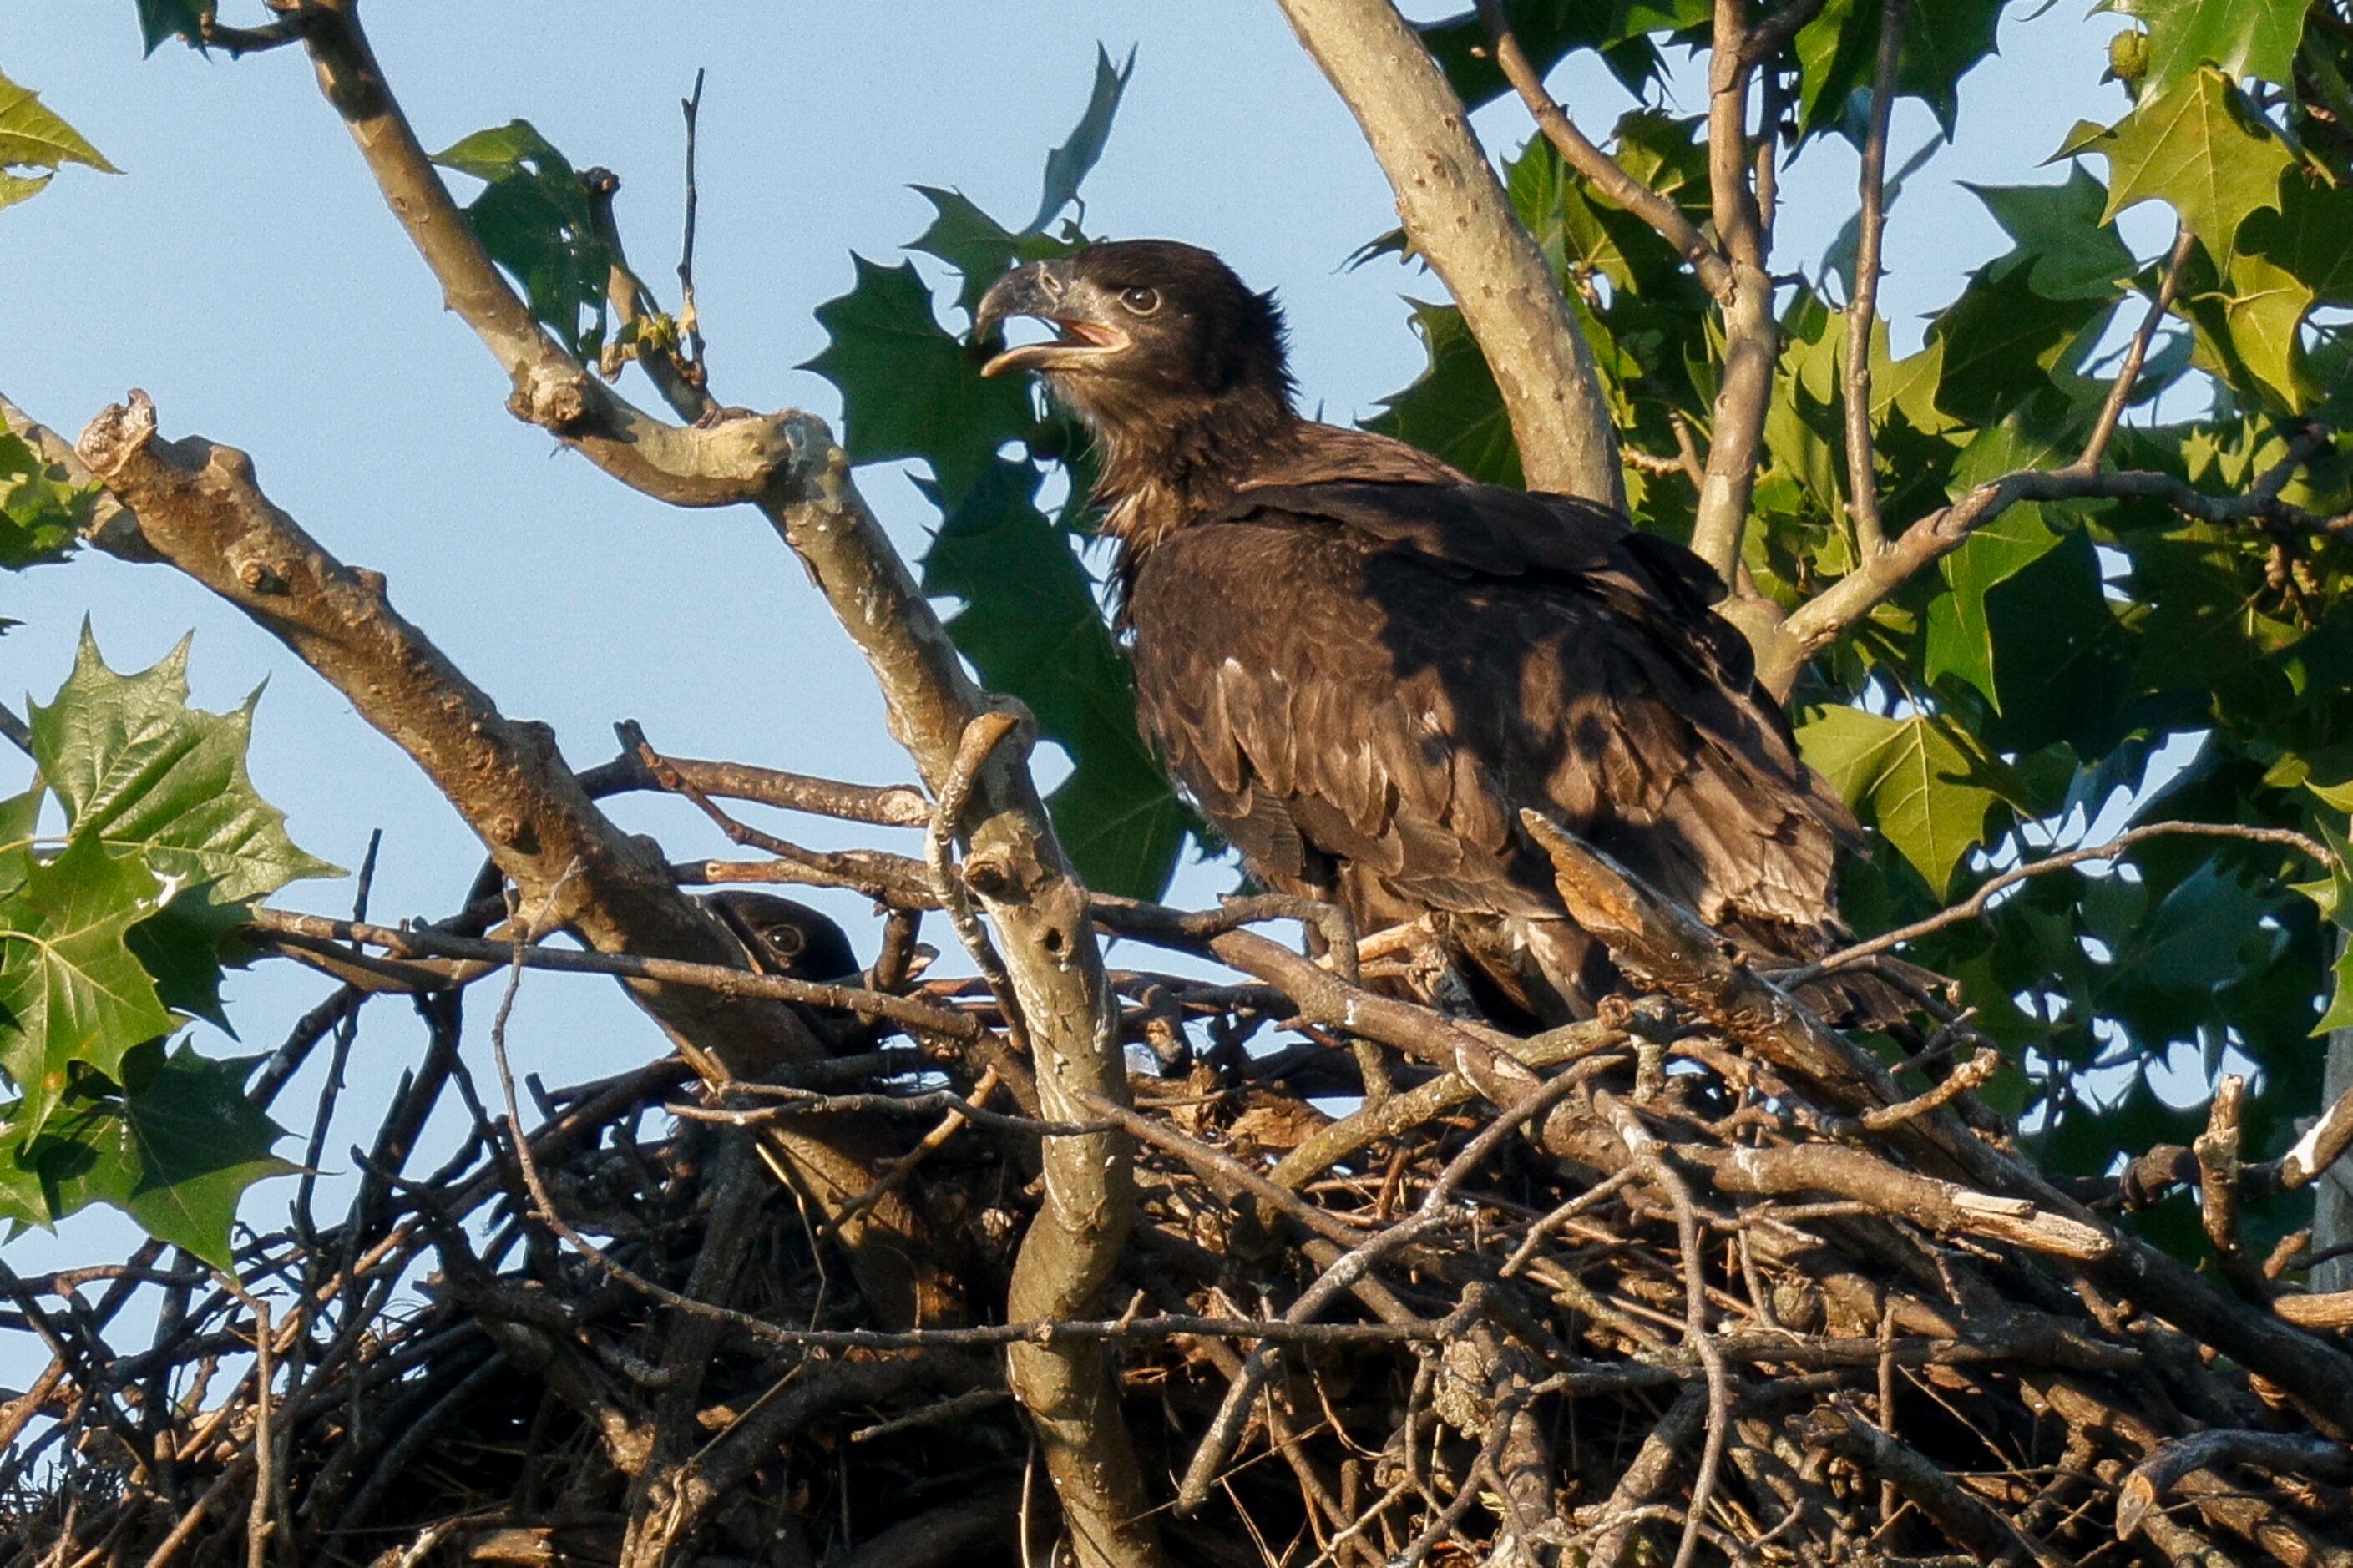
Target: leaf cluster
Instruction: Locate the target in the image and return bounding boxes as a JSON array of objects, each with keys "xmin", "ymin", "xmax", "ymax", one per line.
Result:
[{"xmin": 0, "ymin": 634, "xmax": 337, "ymax": 1263}]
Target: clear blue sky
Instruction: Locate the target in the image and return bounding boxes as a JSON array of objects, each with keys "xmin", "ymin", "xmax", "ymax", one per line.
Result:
[{"xmin": 0, "ymin": 1, "xmax": 2117, "ymax": 1275}]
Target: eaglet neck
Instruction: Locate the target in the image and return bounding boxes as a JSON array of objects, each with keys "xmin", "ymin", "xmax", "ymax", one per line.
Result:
[{"xmin": 1087, "ymin": 389, "xmax": 1301, "ymax": 564}]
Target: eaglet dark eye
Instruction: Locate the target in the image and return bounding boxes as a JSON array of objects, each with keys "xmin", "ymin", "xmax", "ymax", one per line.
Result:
[
  {"xmin": 1118, "ymin": 286, "xmax": 1161, "ymax": 316},
  {"xmin": 763, "ymin": 927, "xmax": 805, "ymax": 958}
]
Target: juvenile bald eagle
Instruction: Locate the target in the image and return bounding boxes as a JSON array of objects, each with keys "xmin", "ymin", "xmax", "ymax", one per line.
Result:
[{"xmin": 978, "ymin": 240, "xmax": 1886, "ymax": 1025}]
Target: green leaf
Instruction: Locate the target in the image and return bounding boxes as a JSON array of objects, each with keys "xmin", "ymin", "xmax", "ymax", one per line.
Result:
[
  {"xmin": 28, "ymin": 630, "xmax": 342, "ymax": 908},
  {"xmin": 920, "ymin": 462, "xmax": 1189, "ymax": 898},
  {"xmin": 1028, "ymin": 44, "xmax": 1134, "ymax": 235},
  {"xmin": 35, "ymin": 1044, "xmax": 290, "ymax": 1267},
  {"xmin": 1797, "ymin": 708, "xmax": 2007, "ymax": 894},
  {"xmin": 2215, "ymin": 250, "xmax": 2315, "ymax": 409},
  {"xmin": 2319, "ymin": 935, "xmax": 2353, "ymax": 1034},
  {"xmin": 128, "ymin": 897, "xmax": 247, "ymax": 1031},
  {"xmin": 1364, "ymin": 303, "xmax": 1520, "ymax": 486},
  {"xmin": 0, "ymin": 832, "xmax": 175, "ymax": 1133},
  {"xmin": 1794, "ymin": 0, "xmax": 2006, "ymax": 140},
  {"xmin": 1966, "ymin": 166, "xmax": 2138, "ymax": 301},
  {"xmin": 910, "ymin": 188, "xmax": 1078, "ymax": 321},
  {"xmin": 0, "ymin": 69, "xmax": 119, "ymax": 175},
  {"xmin": 2096, "ymin": 68, "xmax": 2291, "ymax": 262},
  {"xmin": 0, "ymin": 429, "xmax": 96, "ymax": 570},
  {"xmin": 2239, "ymin": 175, "xmax": 2353, "ymax": 306},
  {"xmin": 1893, "ymin": 0, "xmax": 2007, "ymax": 137},
  {"xmin": 1924, "ymin": 418, "xmax": 2076, "ymax": 709},
  {"xmin": 1929, "ymin": 263, "xmax": 2109, "ymax": 423},
  {"xmin": 803, "ymin": 256, "xmax": 1036, "ymax": 503},
  {"xmin": 1926, "ymin": 509, "xmax": 2060, "ymax": 706},
  {"xmin": 134, "ymin": 0, "xmax": 212, "ymax": 55},
  {"xmin": 2100, "ymin": 0, "xmax": 2306, "ymax": 96},
  {"xmin": 0, "ymin": 171, "xmax": 50, "ymax": 212},
  {"xmin": 1417, "ymin": 1, "xmax": 1694, "ymax": 113},
  {"xmin": 431, "ymin": 121, "xmax": 613, "ymax": 359}
]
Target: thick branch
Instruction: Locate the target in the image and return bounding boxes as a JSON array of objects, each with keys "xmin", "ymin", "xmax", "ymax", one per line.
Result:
[{"xmin": 1273, "ymin": 0, "xmax": 1623, "ymax": 506}]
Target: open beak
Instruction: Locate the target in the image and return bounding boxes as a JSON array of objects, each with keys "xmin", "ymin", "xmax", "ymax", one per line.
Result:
[{"xmin": 975, "ymin": 259, "xmax": 1130, "ymax": 377}]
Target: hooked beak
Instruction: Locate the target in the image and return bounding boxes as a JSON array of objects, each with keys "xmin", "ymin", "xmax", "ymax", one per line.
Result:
[{"xmin": 975, "ymin": 259, "xmax": 1130, "ymax": 378}]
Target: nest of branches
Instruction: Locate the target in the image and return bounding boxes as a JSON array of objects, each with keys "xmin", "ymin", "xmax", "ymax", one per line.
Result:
[{"xmin": 3, "ymin": 751, "xmax": 2353, "ymax": 1568}]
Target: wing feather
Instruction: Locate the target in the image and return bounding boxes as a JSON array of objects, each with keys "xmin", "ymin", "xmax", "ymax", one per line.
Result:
[{"xmin": 1126, "ymin": 457, "xmax": 1857, "ymax": 1009}]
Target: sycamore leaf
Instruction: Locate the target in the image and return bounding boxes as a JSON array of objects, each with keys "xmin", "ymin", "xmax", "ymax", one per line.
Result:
[
  {"xmin": 2320, "ymin": 938, "xmax": 2353, "ymax": 1035},
  {"xmin": 1966, "ymin": 167, "xmax": 2137, "ymax": 301},
  {"xmin": 1929, "ymin": 262, "xmax": 2109, "ymax": 423},
  {"xmin": 34, "ymin": 1044, "xmax": 290, "ymax": 1267},
  {"xmin": 2239, "ymin": 175, "xmax": 2353, "ymax": 306},
  {"xmin": 1365, "ymin": 303, "xmax": 1521, "ymax": 487},
  {"xmin": 0, "ymin": 172, "xmax": 50, "ymax": 212},
  {"xmin": 2096, "ymin": 68, "xmax": 2290, "ymax": 263},
  {"xmin": 1926, "ymin": 508, "xmax": 2062, "ymax": 706},
  {"xmin": 1797, "ymin": 707, "xmax": 2007, "ymax": 895},
  {"xmin": 1417, "ymin": 1, "xmax": 1688, "ymax": 113},
  {"xmin": 0, "ymin": 832, "xmax": 175, "ymax": 1134},
  {"xmin": 0, "ymin": 429, "xmax": 96, "ymax": 570},
  {"xmin": 431, "ymin": 121, "xmax": 614, "ymax": 360},
  {"xmin": 0, "ymin": 790, "xmax": 35, "ymax": 905},
  {"xmin": 134, "ymin": 0, "xmax": 212, "ymax": 55},
  {"xmin": 920, "ymin": 462, "xmax": 1190, "ymax": 898},
  {"xmin": 910, "ymin": 188, "xmax": 1075, "ymax": 319},
  {"xmin": 0, "ymin": 70, "xmax": 118, "ymax": 175},
  {"xmin": 1029, "ymin": 44, "xmax": 1134, "ymax": 235},
  {"xmin": 28, "ymin": 629, "xmax": 342, "ymax": 908},
  {"xmin": 1794, "ymin": 0, "xmax": 2003, "ymax": 140},
  {"xmin": 803, "ymin": 256, "xmax": 1035, "ymax": 503},
  {"xmin": 2214, "ymin": 250, "xmax": 2315, "ymax": 410},
  {"xmin": 2100, "ymin": 0, "xmax": 2306, "ymax": 97},
  {"xmin": 127, "ymin": 897, "xmax": 248, "ymax": 1032}
]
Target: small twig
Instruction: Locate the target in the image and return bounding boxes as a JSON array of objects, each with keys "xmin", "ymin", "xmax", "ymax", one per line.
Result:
[
  {"xmin": 2073, "ymin": 225, "xmax": 2197, "ymax": 473},
  {"xmin": 1176, "ymin": 1070, "xmax": 1582, "ymax": 1511},
  {"xmin": 1841, "ymin": 0, "xmax": 1907, "ymax": 559},
  {"xmin": 577, "ymin": 745, "xmax": 932, "ymax": 827},
  {"xmin": 1860, "ymin": 1047, "xmax": 2001, "ymax": 1131},
  {"xmin": 820, "ymin": 1065, "xmax": 1004, "ymax": 1239},
  {"xmin": 1778, "ymin": 820, "xmax": 2337, "ymax": 984},
  {"xmin": 677, "ymin": 68, "xmax": 708, "ymax": 378},
  {"xmin": 198, "ymin": 15, "xmax": 312, "ymax": 55},
  {"xmin": 0, "ymin": 701, "xmax": 30, "ymax": 758},
  {"xmin": 2195, "ymin": 1075, "xmax": 2270, "ymax": 1302},
  {"xmin": 246, "ymin": 908, "xmax": 986, "ymax": 1044}
]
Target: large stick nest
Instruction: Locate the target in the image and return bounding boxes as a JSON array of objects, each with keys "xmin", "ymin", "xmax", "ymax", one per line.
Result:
[{"xmin": 2, "ymin": 802, "xmax": 2350, "ymax": 1568}]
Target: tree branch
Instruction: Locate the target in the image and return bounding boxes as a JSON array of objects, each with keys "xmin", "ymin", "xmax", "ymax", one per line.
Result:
[
  {"xmin": 1520, "ymin": 811, "xmax": 2353, "ymax": 1436},
  {"xmin": 2077, "ymin": 225, "xmax": 2196, "ymax": 473},
  {"xmin": 1761, "ymin": 455, "xmax": 2343, "ymax": 695},
  {"xmin": 1687, "ymin": 0, "xmax": 1779, "ymax": 584},
  {"xmin": 1478, "ymin": 0, "xmax": 1733, "ymax": 301},
  {"xmin": 1841, "ymin": 0, "xmax": 1906, "ymax": 559},
  {"xmin": 1273, "ymin": 0, "xmax": 1624, "ymax": 506}
]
